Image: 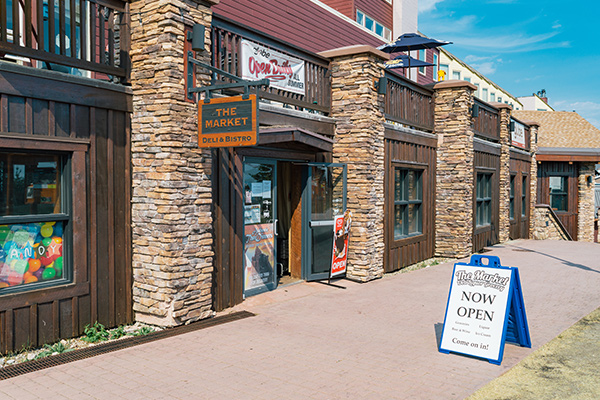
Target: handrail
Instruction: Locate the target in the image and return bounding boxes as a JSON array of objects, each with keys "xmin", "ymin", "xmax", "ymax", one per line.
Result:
[
  {"xmin": 383, "ymin": 70, "xmax": 434, "ymax": 132},
  {"xmin": 473, "ymin": 97, "xmax": 500, "ymax": 141},
  {"xmin": 0, "ymin": 0, "xmax": 129, "ymax": 79},
  {"xmin": 535, "ymin": 204, "xmax": 573, "ymax": 241}
]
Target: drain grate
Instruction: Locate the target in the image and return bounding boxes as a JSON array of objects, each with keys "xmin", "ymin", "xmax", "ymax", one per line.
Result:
[{"xmin": 0, "ymin": 310, "xmax": 254, "ymax": 381}]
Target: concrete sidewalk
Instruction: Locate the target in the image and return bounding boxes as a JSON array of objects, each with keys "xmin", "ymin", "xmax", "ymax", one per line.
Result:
[{"xmin": 0, "ymin": 239, "xmax": 599, "ymax": 399}]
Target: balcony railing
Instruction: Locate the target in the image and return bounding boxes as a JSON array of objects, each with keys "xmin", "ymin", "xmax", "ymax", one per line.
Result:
[
  {"xmin": 211, "ymin": 16, "xmax": 331, "ymax": 114},
  {"xmin": 473, "ymin": 98, "xmax": 500, "ymax": 141},
  {"xmin": 0, "ymin": 0, "xmax": 129, "ymax": 79},
  {"xmin": 384, "ymin": 70, "xmax": 434, "ymax": 132}
]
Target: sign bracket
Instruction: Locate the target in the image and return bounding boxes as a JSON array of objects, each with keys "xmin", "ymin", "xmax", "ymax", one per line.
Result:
[{"xmin": 187, "ymin": 53, "xmax": 270, "ymax": 102}]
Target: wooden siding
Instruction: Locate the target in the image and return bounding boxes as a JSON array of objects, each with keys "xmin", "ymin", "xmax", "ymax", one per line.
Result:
[
  {"xmin": 0, "ymin": 67, "xmax": 132, "ymax": 353},
  {"xmin": 384, "ymin": 128, "xmax": 437, "ymax": 272},
  {"xmin": 537, "ymin": 162, "xmax": 578, "ymax": 240},
  {"xmin": 473, "ymin": 144, "xmax": 500, "ymax": 253},
  {"xmin": 473, "ymin": 99, "xmax": 500, "ymax": 142},
  {"xmin": 212, "ymin": 1, "xmax": 384, "ymax": 54},
  {"xmin": 319, "ymin": 0, "xmax": 354, "ymax": 19},
  {"xmin": 384, "ymin": 71, "xmax": 435, "ymax": 132},
  {"xmin": 509, "ymin": 152, "xmax": 531, "ymax": 240}
]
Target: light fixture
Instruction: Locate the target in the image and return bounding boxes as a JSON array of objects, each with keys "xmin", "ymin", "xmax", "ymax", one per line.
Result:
[{"xmin": 188, "ymin": 24, "xmax": 205, "ymax": 52}]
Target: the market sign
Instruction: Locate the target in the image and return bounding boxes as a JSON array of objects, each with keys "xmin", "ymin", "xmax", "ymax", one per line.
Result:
[
  {"xmin": 439, "ymin": 255, "xmax": 530, "ymax": 365},
  {"xmin": 241, "ymin": 39, "xmax": 306, "ymax": 96},
  {"xmin": 198, "ymin": 94, "xmax": 258, "ymax": 148},
  {"xmin": 511, "ymin": 120, "xmax": 526, "ymax": 149}
]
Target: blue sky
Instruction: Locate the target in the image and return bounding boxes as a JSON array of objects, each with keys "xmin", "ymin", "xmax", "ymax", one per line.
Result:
[{"xmin": 418, "ymin": 0, "xmax": 600, "ymax": 129}]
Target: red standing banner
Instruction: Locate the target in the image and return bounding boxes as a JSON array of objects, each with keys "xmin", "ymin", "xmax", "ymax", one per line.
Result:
[{"xmin": 330, "ymin": 211, "xmax": 352, "ymax": 278}]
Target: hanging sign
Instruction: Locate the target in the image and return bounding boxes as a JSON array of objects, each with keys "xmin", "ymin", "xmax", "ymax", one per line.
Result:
[
  {"xmin": 198, "ymin": 94, "xmax": 258, "ymax": 148},
  {"xmin": 330, "ymin": 211, "xmax": 352, "ymax": 278},
  {"xmin": 439, "ymin": 255, "xmax": 531, "ymax": 365},
  {"xmin": 241, "ymin": 39, "xmax": 306, "ymax": 96},
  {"xmin": 511, "ymin": 120, "xmax": 526, "ymax": 149}
]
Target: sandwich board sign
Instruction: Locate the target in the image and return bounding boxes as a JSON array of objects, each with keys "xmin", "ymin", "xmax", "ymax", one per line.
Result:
[{"xmin": 439, "ymin": 255, "xmax": 531, "ymax": 365}]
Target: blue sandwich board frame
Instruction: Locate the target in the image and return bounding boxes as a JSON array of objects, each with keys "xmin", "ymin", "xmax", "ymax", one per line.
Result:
[{"xmin": 439, "ymin": 255, "xmax": 531, "ymax": 365}]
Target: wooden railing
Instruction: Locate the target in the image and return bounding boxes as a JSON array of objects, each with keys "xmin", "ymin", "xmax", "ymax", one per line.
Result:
[
  {"xmin": 384, "ymin": 70, "xmax": 434, "ymax": 132},
  {"xmin": 211, "ymin": 16, "xmax": 331, "ymax": 114},
  {"xmin": 0, "ymin": 0, "xmax": 129, "ymax": 79},
  {"xmin": 473, "ymin": 98, "xmax": 500, "ymax": 141}
]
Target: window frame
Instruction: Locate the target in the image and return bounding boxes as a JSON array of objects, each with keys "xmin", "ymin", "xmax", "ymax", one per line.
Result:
[
  {"xmin": 418, "ymin": 49, "xmax": 426, "ymax": 75},
  {"xmin": 509, "ymin": 174, "xmax": 515, "ymax": 221},
  {"xmin": 548, "ymin": 174, "xmax": 569, "ymax": 212},
  {"xmin": 392, "ymin": 164, "xmax": 425, "ymax": 243},
  {"xmin": 356, "ymin": 9, "xmax": 392, "ymax": 41},
  {"xmin": 476, "ymin": 172, "xmax": 493, "ymax": 228},
  {"xmin": 0, "ymin": 135, "xmax": 88, "ymax": 301}
]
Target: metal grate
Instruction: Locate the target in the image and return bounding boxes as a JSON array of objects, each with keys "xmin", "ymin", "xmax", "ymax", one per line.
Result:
[{"xmin": 0, "ymin": 311, "xmax": 254, "ymax": 381}]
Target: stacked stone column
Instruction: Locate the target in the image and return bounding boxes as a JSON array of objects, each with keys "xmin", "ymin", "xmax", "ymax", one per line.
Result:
[
  {"xmin": 523, "ymin": 122, "xmax": 540, "ymax": 236},
  {"xmin": 129, "ymin": 0, "xmax": 216, "ymax": 326},
  {"xmin": 577, "ymin": 163, "xmax": 596, "ymax": 242},
  {"xmin": 491, "ymin": 103, "xmax": 512, "ymax": 242},
  {"xmin": 432, "ymin": 81, "xmax": 477, "ymax": 258},
  {"xmin": 319, "ymin": 46, "xmax": 388, "ymax": 282}
]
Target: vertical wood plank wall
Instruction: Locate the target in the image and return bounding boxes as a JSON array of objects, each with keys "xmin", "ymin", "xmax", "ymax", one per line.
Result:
[
  {"xmin": 473, "ymin": 146, "xmax": 501, "ymax": 253},
  {"xmin": 384, "ymin": 129, "xmax": 437, "ymax": 272},
  {"xmin": 0, "ymin": 69, "xmax": 132, "ymax": 353},
  {"xmin": 537, "ymin": 162, "xmax": 578, "ymax": 240}
]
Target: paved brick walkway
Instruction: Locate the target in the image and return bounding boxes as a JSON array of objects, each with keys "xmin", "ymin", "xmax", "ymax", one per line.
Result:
[{"xmin": 1, "ymin": 239, "xmax": 599, "ymax": 399}]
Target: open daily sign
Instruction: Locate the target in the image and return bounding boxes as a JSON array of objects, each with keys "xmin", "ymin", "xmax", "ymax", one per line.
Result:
[{"xmin": 439, "ymin": 255, "xmax": 530, "ymax": 364}]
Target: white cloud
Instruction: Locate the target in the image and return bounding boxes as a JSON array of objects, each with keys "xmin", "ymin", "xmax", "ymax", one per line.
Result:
[
  {"xmin": 465, "ymin": 54, "xmax": 496, "ymax": 63},
  {"xmin": 419, "ymin": 0, "xmax": 445, "ymax": 13}
]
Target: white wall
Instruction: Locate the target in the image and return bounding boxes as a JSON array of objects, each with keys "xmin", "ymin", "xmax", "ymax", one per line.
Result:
[{"xmin": 393, "ymin": 0, "xmax": 418, "ymax": 38}]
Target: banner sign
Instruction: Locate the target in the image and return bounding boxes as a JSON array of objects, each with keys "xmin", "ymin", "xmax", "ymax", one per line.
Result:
[
  {"xmin": 330, "ymin": 211, "xmax": 352, "ymax": 278},
  {"xmin": 439, "ymin": 255, "xmax": 531, "ymax": 365},
  {"xmin": 241, "ymin": 39, "xmax": 306, "ymax": 96},
  {"xmin": 511, "ymin": 120, "xmax": 526, "ymax": 149},
  {"xmin": 199, "ymin": 94, "xmax": 258, "ymax": 148},
  {"xmin": 244, "ymin": 223, "xmax": 275, "ymax": 292}
]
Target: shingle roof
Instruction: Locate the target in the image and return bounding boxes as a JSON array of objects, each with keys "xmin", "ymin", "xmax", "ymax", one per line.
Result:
[{"xmin": 512, "ymin": 110, "xmax": 600, "ymax": 148}]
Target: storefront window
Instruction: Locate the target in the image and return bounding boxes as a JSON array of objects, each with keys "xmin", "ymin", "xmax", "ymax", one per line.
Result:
[
  {"xmin": 509, "ymin": 175, "xmax": 515, "ymax": 220},
  {"xmin": 549, "ymin": 176, "xmax": 567, "ymax": 212},
  {"xmin": 476, "ymin": 173, "xmax": 492, "ymax": 227},
  {"xmin": 521, "ymin": 175, "xmax": 527, "ymax": 217},
  {"xmin": 0, "ymin": 153, "xmax": 69, "ymax": 292},
  {"xmin": 394, "ymin": 168, "xmax": 422, "ymax": 240}
]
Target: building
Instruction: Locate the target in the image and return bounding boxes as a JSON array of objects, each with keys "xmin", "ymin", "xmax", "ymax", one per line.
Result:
[
  {"xmin": 512, "ymin": 110, "xmax": 600, "ymax": 241},
  {"xmin": 518, "ymin": 91, "xmax": 554, "ymax": 112},
  {"xmin": 439, "ymin": 48, "xmax": 522, "ymax": 110},
  {"xmin": 1, "ymin": 0, "xmax": 541, "ymax": 353}
]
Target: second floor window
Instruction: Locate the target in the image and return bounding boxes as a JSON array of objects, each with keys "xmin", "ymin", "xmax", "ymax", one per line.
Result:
[{"xmin": 356, "ymin": 10, "xmax": 391, "ymax": 41}]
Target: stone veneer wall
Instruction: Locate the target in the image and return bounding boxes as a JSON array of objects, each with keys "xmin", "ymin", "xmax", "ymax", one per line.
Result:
[
  {"xmin": 527, "ymin": 124, "xmax": 539, "ymax": 236},
  {"xmin": 532, "ymin": 206, "xmax": 570, "ymax": 240},
  {"xmin": 433, "ymin": 81, "xmax": 476, "ymax": 258},
  {"xmin": 577, "ymin": 163, "xmax": 596, "ymax": 242},
  {"xmin": 322, "ymin": 46, "xmax": 387, "ymax": 282},
  {"xmin": 129, "ymin": 0, "xmax": 216, "ymax": 326},
  {"xmin": 493, "ymin": 104, "xmax": 512, "ymax": 242}
]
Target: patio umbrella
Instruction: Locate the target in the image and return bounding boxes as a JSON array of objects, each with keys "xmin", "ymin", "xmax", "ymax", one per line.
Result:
[
  {"xmin": 377, "ymin": 33, "xmax": 452, "ymax": 54},
  {"xmin": 377, "ymin": 33, "xmax": 451, "ymax": 77},
  {"xmin": 384, "ymin": 54, "xmax": 434, "ymax": 69}
]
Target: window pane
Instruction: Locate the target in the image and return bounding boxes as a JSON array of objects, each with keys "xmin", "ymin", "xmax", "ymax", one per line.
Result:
[
  {"xmin": 375, "ymin": 23, "xmax": 383, "ymax": 36},
  {"xmin": 394, "ymin": 204, "xmax": 405, "ymax": 240},
  {"xmin": 549, "ymin": 176, "xmax": 564, "ymax": 191},
  {"xmin": 0, "ymin": 221, "xmax": 65, "ymax": 290},
  {"xmin": 356, "ymin": 10, "xmax": 364, "ymax": 25},
  {"xmin": 365, "ymin": 16, "xmax": 374, "ymax": 31},
  {"xmin": 394, "ymin": 169, "xmax": 404, "ymax": 201},
  {"xmin": 408, "ymin": 204, "xmax": 421, "ymax": 234},
  {"xmin": 407, "ymin": 171, "xmax": 419, "ymax": 200},
  {"xmin": 551, "ymin": 194, "xmax": 567, "ymax": 212},
  {"xmin": 0, "ymin": 153, "xmax": 61, "ymax": 216}
]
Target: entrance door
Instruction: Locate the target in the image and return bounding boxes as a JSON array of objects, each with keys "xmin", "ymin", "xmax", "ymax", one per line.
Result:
[
  {"xmin": 303, "ymin": 163, "xmax": 347, "ymax": 281},
  {"xmin": 243, "ymin": 159, "xmax": 277, "ymax": 297}
]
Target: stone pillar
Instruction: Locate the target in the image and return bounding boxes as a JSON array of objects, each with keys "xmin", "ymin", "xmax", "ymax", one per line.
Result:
[
  {"xmin": 432, "ymin": 80, "xmax": 477, "ymax": 258},
  {"xmin": 523, "ymin": 121, "xmax": 539, "ymax": 237},
  {"xmin": 490, "ymin": 103, "xmax": 512, "ymax": 242},
  {"xmin": 319, "ymin": 45, "xmax": 388, "ymax": 282},
  {"xmin": 577, "ymin": 163, "xmax": 596, "ymax": 242},
  {"xmin": 129, "ymin": 0, "xmax": 217, "ymax": 326}
]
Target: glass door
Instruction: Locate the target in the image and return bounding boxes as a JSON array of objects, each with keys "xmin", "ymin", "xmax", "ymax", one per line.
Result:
[
  {"xmin": 243, "ymin": 159, "xmax": 277, "ymax": 297},
  {"xmin": 303, "ymin": 163, "xmax": 347, "ymax": 281}
]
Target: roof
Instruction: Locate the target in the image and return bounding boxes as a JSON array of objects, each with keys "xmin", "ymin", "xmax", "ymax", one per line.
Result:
[
  {"xmin": 213, "ymin": 0, "xmax": 385, "ymax": 54},
  {"xmin": 513, "ymin": 110, "xmax": 600, "ymax": 162}
]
